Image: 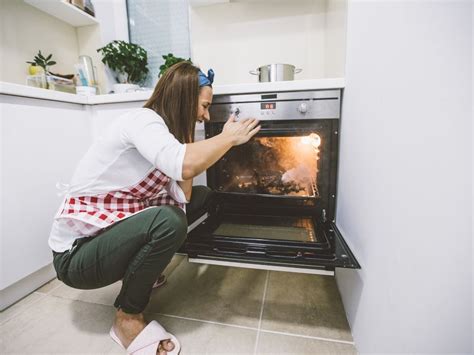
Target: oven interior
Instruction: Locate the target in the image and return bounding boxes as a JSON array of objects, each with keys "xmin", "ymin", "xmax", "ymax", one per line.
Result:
[
  {"xmin": 206, "ymin": 119, "xmax": 336, "ymax": 218},
  {"xmin": 215, "ymin": 135, "xmax": 320, "ymax": 199}
]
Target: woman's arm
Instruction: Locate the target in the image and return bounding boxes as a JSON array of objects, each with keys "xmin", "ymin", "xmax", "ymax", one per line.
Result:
[
  {"xmin": 182, "ymin": 116, "xmax": 260, "ymax": 180},
  {"xmin": 177, "ymin": 179, "xmax": 193, "ymax": 201}
]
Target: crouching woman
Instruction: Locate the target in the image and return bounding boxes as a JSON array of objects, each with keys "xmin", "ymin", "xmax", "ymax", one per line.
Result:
[{"xmin": 48, "ymin": 62, "xmax": 260, "ymax": 354}]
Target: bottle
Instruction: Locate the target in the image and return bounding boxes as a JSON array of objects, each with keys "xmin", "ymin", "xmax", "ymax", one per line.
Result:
[{"xmin": 78, "ymin": 55, "xmax": 97, "ymax": 87}]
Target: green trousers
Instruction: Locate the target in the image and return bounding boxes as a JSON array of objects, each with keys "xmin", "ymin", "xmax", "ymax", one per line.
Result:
[{"xmin": 53, "ymin": 186, "xmax": 212, "ymax": 314}]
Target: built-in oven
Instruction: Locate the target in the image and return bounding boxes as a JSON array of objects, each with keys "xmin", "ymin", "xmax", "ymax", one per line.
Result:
[{"xmin": 184, "ymin": 89, "xmax": 359, "ymax": 274}]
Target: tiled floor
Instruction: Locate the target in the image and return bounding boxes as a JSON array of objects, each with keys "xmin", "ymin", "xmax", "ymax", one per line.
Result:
[{"xmin": 0, "ymin": 255, "xmax": 356, "ymax": 354}]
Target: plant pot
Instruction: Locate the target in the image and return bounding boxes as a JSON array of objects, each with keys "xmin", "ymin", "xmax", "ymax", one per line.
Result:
[
  {"xmin": 113, "ymin": 83, "xmax": 139, "ymax": 94},
  {"xmin": 26, "ymin": 74, "xmax": 47, "ymax": 89}
]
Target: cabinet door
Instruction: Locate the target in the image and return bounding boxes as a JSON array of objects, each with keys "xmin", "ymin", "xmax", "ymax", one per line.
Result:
[{"xmin": 1, "ymin": 96, "xmax": 91, "ymax": 291}]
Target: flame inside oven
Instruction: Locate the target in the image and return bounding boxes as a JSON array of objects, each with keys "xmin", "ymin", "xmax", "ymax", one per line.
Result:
[{"xmin": 219, "ymin": 134, "xmax": 321, "ymax": 197}]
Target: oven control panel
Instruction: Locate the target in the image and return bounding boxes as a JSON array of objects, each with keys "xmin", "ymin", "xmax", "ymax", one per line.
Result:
[{"xmin": 209, "ymin": 90, "xmax": 341, "ymax": 122}]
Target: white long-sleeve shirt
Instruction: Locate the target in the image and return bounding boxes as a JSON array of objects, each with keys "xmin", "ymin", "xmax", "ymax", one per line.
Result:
[{"xmin": 48, "ymin": 108, "xmax": 188, "ymax": 252}]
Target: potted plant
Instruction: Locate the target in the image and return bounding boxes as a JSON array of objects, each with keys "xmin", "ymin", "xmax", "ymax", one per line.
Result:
[
  {"xmin": 97, "ymin": 40, "xmax": 149, "ymax": 94},
  {"xmin": 159, "ymin": 53, "xmax": 191, "ymax": 77},
  {"xmin": 26, "ymin": 50, "xmax": 56, "ymax": 89}
]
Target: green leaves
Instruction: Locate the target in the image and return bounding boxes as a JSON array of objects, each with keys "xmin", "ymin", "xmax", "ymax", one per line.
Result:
[
  {"xmin": 26, "ymin": 50, "xmax": 56, "ymax": 72},
  {"xmin": 97, "ymin": 40, "xmax": 149, "ymax": 84},
  {"xmin": 159, "ymin": 53, "xmax": 192, "ymax": 77}
]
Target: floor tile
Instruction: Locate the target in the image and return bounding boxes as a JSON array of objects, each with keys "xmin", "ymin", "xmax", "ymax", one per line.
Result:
[
  {"xmin": 256, "ymin": 331, "xmax": 356, "ymax": 354},
  {"xmin": 261, "ymin": 271, "xmax": 352, "ymax": 341},
  {"xmin": 0, "ymin": 293, "xmax": 44, "ymax": 325},
  {"xmin": 0, "ymin": 295, "xmax": 121, "ymax": 353},
  {"xmin": 147, "ymin": 314, "xmax": 257, "ymax": 354},
  {"xmin": 48, "ymin": 254, "xmax": 185, "ymax": 307},
  {"xmin": 1, "ymin": 294, "xmax": 257, "ymax": 355},
  {"xmin": 162, "ymin": 254, "xmax": 186, "ymax": 278},
  {"xmin": 35, "ymin": 278, "xmax": 63, "ymax": 294},
  {"xmin": 49, "ymin": 279, "xmax": 122, "ymax": 307},
  {"xmin": 145, "ymin": 261, "xmax": 267, "ymax": 328}
]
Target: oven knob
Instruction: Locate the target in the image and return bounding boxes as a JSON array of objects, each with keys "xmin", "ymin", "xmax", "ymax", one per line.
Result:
[{"xmin": 298, "ymin": 103, "xmax": 308, "ymax": 114}]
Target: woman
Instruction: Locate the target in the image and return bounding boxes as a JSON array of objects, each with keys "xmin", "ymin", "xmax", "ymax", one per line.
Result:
[{"xmin": 49, "ymin": 62, "xmax": 260, "ymax": 355}]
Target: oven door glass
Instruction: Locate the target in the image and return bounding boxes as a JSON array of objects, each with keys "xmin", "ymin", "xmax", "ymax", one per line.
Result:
[
  {"xmin": 216, "ymin": 135, "xmax": 320, "ymax": 198},
  {"xmin": 206, "ymin": 120, "xmax": 337, "ymax": 215}
]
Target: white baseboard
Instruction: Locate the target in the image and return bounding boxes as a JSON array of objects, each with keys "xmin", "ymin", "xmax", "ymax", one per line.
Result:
[{"xmin": 0, "ymin": 263, "xmax": 56, "ymax": 311}]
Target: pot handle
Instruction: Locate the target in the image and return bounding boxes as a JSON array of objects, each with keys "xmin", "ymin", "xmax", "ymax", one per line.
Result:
[
  {"xmin": 295, "ymin": 68, "xmax": 303, "ymax": 74},
  {"xmin": 249, "ymin": 70, "xmax": 260, "ymax": 75}
]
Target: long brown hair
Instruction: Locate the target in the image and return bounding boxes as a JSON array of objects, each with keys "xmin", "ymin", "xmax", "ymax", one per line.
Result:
[{"xmin": 143, "ymin": 62, "xmax": 199, "ymax": 143}]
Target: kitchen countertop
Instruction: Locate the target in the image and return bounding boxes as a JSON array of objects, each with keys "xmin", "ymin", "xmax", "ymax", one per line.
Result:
[{"xmin": 0, "ymin": 78, "xmax": 345, "ymax": 105}]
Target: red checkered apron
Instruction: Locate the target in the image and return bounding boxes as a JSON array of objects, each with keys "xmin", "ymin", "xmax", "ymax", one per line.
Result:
[{"xmin": 56, "ymin": 169, "xmax": 185, "ymax": 237}]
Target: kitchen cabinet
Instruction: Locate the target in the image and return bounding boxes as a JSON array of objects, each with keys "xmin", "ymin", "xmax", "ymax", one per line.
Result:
[{"xmin": 0, "ymin": 94, "xmax": 92, "ymax": 310}]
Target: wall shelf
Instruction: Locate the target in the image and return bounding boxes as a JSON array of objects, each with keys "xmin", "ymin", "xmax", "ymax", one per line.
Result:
[{"xmin": 24, "ymin": 0, "xmax": 99, "ymax": 27}]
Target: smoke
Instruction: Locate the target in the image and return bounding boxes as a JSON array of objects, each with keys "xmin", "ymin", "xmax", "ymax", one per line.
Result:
[
  {"xmin": 282, "ymin": 165, "xmax": 313, "ymax": 185},
  {"xmin": 220, "ymin": 135, "xmax": 319, "ymax": 195}
]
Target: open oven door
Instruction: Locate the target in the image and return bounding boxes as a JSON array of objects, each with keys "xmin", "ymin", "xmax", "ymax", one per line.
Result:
[{"xmin": 183, "ymin": 205, "xmax": 360, "ymax": 276}]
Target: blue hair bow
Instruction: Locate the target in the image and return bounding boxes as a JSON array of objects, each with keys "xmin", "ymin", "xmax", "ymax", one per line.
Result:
[{"xmin": 198, "ymin": 68, "xmax": 214, "ymax": 87}]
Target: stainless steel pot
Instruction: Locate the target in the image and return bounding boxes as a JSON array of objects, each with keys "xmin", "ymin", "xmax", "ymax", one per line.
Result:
[{"xmin": 249, "ymin": 64, "xmax": 302, "ymax": 82}]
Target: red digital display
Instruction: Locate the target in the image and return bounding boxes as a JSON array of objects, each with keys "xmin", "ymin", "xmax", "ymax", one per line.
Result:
[{"xmin": 261, "ymin": 102, "xmax": 276, "ymax": 110}]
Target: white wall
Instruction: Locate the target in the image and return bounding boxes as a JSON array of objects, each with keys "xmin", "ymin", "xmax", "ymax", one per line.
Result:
[
  {"xmin": 93, "ymin": 0, "xmax": 129, "ymax": 45},
  {"xmin": 0, "ymin": 0, "xmax": 110, "ymax": 93},
  {"xmin": 189, "ymin": 0, "xmax": 346, "ymax": 85},
  {"xmin": 92, "ymin": 0, "xmax": 129, "ymax": 93},
  {"xmin": 336, "ymin": 1, "xmax": 472, "ymax": 353},
  {"xmin": 0, "ymin": 99, "xmax": 3, "ymax": 291},
  {"xmin": 472, "ymin": 4, "xmax": 474, "ymax": 353},
  {"xmin": 0, "ymin": 0, "xmax": 80, "ymax": 85},
  {"xmin": 324, "ymin": 0, "xmax": 347, "ymax": 78}
]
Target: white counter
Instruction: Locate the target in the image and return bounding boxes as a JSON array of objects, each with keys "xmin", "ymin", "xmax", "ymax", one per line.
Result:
[
  {"xmin": 0, "ymin": 82, "xmax": 152, "ymax": 105},
  {"xmin": 212, "ymin": 78, "xmax": 345, "ymax": 95},
  {"xmin": 0, "ymin": 78, "xmax": 345, "ymax": 105}
]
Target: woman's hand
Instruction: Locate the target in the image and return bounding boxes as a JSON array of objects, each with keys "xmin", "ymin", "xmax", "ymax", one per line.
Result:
[
  {"xmin": 221, "ymin": 115, "xmax": 261, "ymax": 146},
  {"xmin": 182, "ymin": 115, "xmax": 260, "ymax": 179}
]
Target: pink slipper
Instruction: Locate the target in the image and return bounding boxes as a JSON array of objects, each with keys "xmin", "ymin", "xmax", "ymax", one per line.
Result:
[
  {"xmin": 110, "ymin": 320, "xmax": 181, "ymax": 355},
  {"xmin": 152, "ymin": 274, "xmax": 166, "ymax": 289}
]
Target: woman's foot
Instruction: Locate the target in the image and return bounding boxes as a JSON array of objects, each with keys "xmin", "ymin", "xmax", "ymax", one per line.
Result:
[{"xmin": 113, "ymin": 309, "xmax": 175, "ymax": 355}]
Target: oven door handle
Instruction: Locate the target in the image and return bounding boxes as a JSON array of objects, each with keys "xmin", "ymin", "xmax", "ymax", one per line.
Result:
[
  {"xmin": 246, "ymin": 248, "xmax": 267, "ymax": 256},
  {"xmin": 212, "ymin": 247, "xmax": 267, "ymax": 256},
  {"xmin": 212, "ymin": 247, "xmax": 246, "ymax": 255}
]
